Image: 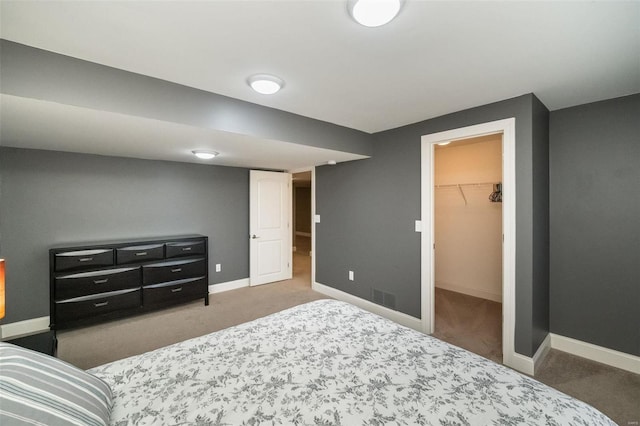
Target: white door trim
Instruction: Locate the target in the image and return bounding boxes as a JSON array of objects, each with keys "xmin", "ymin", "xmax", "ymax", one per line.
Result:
[
  {"xmin": 311, "ymin": 167, "xmax": 316, "ymax": 282},
  {"xmin": 421, "ymin": 118, "xmax": 518, "ymax": 371},
  {"xmin": 289, "ymin": 166, "xmax": 315, "ymax": 277}
]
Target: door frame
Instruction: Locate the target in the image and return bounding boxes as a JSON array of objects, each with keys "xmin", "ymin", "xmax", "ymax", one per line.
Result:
[
  {"xmin": 289, "ymin": 166, "xmax": 315, "ymax": 282},
  {"xmin": 421, "ymin": 118, "xmax": 516, "ymax": 368}
]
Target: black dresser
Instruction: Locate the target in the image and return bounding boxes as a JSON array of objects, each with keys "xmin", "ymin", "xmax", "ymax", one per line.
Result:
[{"xmin": 49, "ymin": 235, "xmax": 208, "ymax": 333}]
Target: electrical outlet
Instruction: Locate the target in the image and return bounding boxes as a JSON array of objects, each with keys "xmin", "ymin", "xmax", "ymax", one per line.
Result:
[
  {"xmin": 215, "ymin": 264, "xmax": 221, "ymax": 272},
  {"xmin": 349, "ymin": 270, "xmax": 354, "ymax": 281}
]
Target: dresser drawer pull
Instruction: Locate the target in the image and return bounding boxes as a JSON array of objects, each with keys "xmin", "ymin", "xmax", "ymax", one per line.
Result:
[
  {"xmin": 94, "ymin": 301, "xmax": 109, "ymax": 308},
  {"xmin": 79, "ymin": 257, "xmax": 93, "ymax": 262},
  {"xmin": 182, "ymin": 247, "xmax": 192, "ymax": 251},
  {"xmin": 135, "ymin": 252, "xmax": 148, "ymax": 256},
  {"xmin": 171, "ymin": 287, "xmax": 183, "ymax": 293},
  {"xmin": 93, "ymin": 279, "xmax": 109, "ymax": 284},
  {"xmin": 171, "ymin": 268, "xmax": 183, "ymax": 273}
]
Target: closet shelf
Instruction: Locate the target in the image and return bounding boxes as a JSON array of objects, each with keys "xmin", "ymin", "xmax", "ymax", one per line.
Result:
[
  {"xmin": 434, "ymin": 181, "xmax": 497, "ymax": 188},
  {"xmin": 435, "ymin": 182, "xmax": 501, "ymax": 206}
]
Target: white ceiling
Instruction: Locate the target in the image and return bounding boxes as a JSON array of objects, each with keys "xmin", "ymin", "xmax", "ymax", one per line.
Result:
[
  {"xmin": 0, "ymin": 94, "xmax": 367, "ymax": 170},
  {"xmin": 1, "ymin": 1, "xmax": 639, "ymax": 168}
]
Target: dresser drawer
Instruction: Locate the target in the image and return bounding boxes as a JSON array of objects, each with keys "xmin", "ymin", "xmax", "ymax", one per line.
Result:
[
  {"xmin": 142, "ymin": 258, "xmax": 206, "ymax": 285},
  {"xmin": 55, "ymin": 249, "xmax": 114, "ymax": 272},
  {"xmin": 55, "ymin": 267, "xmax": 140, "ymax": 300},
  {"xmin": 55, "ymin": 288, "xmax": 141, "ymax": 323},
  {"xmin": 116, "ymin": 244, "xmax": 164, "ymax": 264},
  {"xmin": 165, "ymin": 240, "xmax": 205, "ymax": 258},
  {"xmin": 143, "ymin": 276, "xmax": 206, "ymax": 307}
]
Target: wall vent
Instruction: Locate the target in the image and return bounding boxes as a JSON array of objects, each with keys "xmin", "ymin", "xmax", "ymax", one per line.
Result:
[{"xmin": 372, "ymin": 289, "xmax": 396, "ymax": 309}]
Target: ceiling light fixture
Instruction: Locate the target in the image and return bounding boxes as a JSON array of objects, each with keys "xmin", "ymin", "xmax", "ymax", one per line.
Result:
[
  {"xmin": 247, "ymin": 74, "xmax": 284, "ymax": 95},
  {"xmin": 348, "ymin": 0, "xmax": 403, "ymax": 27},
  {"xmin": 438, "ymin": 142, "xmax": 451, "ymax": 146},
  {"xmin": 192, "ymin": 150, "xmax": 219, "ymax": 160}
]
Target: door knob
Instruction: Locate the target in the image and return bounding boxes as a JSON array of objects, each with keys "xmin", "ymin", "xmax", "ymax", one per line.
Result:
[{"xmin": 251, "ymin": 235, "xmax": 260, "ymax": 239}]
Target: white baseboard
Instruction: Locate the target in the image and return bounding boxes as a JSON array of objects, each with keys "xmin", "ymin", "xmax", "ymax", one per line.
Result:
[
  {"xmin": 510, "ymin": 332, "xmax": 640, "ymax": 376},
  {"xmin": 509, "ymin": 352, "xmax": 535, "ymax": 376},
  {"xmin": 496, "ymin": 333, "xmax": 551, "ymax": 376},
  {"xmin": 209, "ymin": 278, "xmax": 250, "ymax": 294},
  {"xmin": 0, "ymin": 316, "xmax": 50, "ymax": 340},
  {"xmin": 550, "ymin": 333, "xmax": 640, "ymax": 374},
  {"xmin": 533, "ymin": 333, "xmax": 552, "ymax": 374},
  {"xmin": 435, "ymin": 281, "xmax": 501, "ymax": 303},
  {"xmin": 312, "ymin": 281, "xmax": 423, "ymax": 332}
]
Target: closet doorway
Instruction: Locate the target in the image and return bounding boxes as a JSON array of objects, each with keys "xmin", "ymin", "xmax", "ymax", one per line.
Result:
[
  {"xmin": 432, "ymin": 135, "xmax": 503, "ymax": 363},
  {"xmin": 421, "ymin": 118, "xmax": 517, "ymax": 370}
]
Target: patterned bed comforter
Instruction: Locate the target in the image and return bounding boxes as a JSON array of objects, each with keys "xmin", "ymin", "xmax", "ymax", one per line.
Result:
[{"xmin": 89, "ymin": 299, "xmax": 614, "ymax": 425}]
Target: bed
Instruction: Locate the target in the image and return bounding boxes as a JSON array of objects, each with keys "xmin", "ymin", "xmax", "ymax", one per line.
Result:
[{"xmin": 1, "ymin": 300, "xmax": 614, "ymax": 425}]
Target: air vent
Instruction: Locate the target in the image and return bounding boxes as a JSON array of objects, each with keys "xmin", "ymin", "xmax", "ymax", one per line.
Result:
[
  {"xmin": 373, "ymin": 289, "xmax": 384, "ymax": 305},
  {"xmin": 372, "ymin": 289, "xmax": 396, "ymax": 309}
]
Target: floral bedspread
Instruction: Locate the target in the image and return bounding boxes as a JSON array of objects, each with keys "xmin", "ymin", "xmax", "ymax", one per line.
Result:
[{"xmin": 89, "ymin": 299, "xmax": 614, "ymax": 425}]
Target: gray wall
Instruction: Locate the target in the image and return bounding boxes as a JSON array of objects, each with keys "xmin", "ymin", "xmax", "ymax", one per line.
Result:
[
  {"xmin": 0, "ymin": 40, "xmax": 372, "ymax": 157},
  {"xmin": 549, "ymin": 94, "xmax": 640, "ymax": 356},
  {"xmin": 531, "ymin": 96, "xmax": 551, "ymax": 353},
  {"xmin": 317, "ymin": 94, "xmax": 550, "ymax": 357},
  {"xmin": 0, "ymin": 147, "xmax": 249, "ymax": 323}
]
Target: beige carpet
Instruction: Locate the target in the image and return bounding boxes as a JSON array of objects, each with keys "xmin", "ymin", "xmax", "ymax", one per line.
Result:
[
  {"xmin": 537, "ymin": 349, "xmax": 640, "ymax": 426},
  {"xmin": 58, "ymin": 255, "xmax": 639, "ymax": 425},
  {"xmin": 432, "ymin": 287, "xmax": 639, "ymax": 425},
  {"xmin": 57, "ymin": 252, "xmax": 327, "ymax": 369},
  {"xmin": 433, "ymin": 288, "xmax": 503, "ymax": 363}
]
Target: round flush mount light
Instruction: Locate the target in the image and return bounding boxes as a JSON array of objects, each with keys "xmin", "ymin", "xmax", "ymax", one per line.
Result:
[
  {"xmin": 247, "ymin": 74, "xmax": 284, "ymax": 95},
  {"xmin": 192, "ymin": 150, "xmax": 219, "ymax": 160},
  {"xmin": 438, "ymin": 142, "xmax": 451, "ymax": 146},
  {"xmin": 348, "ymin": 0, "xmax": 403, "ymax": 27}
]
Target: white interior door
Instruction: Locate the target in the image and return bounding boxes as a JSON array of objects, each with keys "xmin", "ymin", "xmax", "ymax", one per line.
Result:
[{"xmin": 250, "ymin": 170, "xmax": 292, "ymax": 286}]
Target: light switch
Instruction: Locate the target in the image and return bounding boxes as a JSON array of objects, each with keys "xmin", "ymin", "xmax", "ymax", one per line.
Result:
[
  {"xmin": 314, "ymin": 214, "xmax": 321, "ymax": 223},
  {"xmin": 415, "ymin": 220, "xmax": 422, "ymax": 232}
]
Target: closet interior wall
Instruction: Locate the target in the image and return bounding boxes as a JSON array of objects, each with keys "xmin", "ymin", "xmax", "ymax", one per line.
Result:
[{"xmin": 434, "ymin": 135, "xmax": 503, "ymax": 302}]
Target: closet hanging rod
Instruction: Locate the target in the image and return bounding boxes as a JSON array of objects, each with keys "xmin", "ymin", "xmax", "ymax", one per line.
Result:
[
  {"xmin": 457, "ymin": 185, "xmax": 468, "ymax": 205},
  {"xmin": 434, "ymin": 181, "xmax": 498, "ymax": 188}
]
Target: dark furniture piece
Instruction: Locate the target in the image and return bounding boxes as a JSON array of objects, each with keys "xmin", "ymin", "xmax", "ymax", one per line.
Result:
[
  {"xmin": 4, "ymin": 331, "xmax": 56, "ymax": 356},
  {"xmin": 49, "ymin": 235, "xmax": 208, "ymax": 334}
]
